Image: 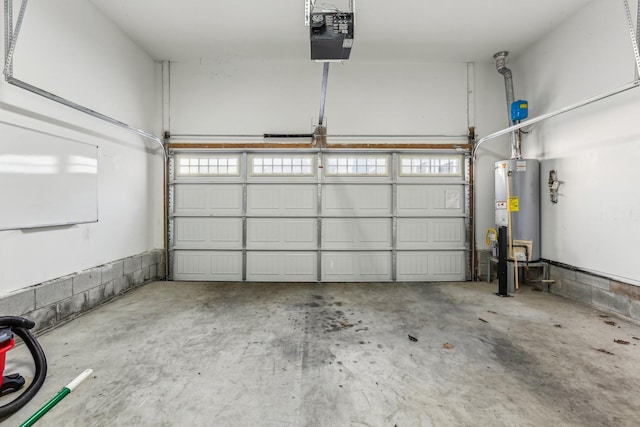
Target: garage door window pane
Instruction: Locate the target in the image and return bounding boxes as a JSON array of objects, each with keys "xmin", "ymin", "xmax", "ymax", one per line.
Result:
[
  {"xmin": 177, "ymin": 155, "xmax": 240, "ymax": 176},
  {"xmin": 250, "ymin": 155, "xmax": 315, "ymax": 176},
  {"xmin": 399, "ymin": 156, "xmax": 462, "ymax": 176},
  {"xmin": 325, "ymin": 155, "xmax": 389, "ymax": 176}
]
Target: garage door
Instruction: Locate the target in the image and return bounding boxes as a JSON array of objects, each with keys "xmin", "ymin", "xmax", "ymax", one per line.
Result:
[{"xmin": 169, "ymin": 151, "xmax": 469, "ymax": 282}]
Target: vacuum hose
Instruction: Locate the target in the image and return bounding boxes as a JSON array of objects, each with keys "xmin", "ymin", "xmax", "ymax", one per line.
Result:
[{"xmin": 0, "ymin": 317, "xmax": 47, "ymax": 419}]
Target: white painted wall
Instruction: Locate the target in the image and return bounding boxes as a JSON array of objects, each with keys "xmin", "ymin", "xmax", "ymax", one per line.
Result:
[
  {"xmin": 0, "ymin": 0, "xmax": 163, "ymax": 294},
  {"xmin": 170, "ymin": 60, "xmax": 470, "ymax": 136},
  {"xmin": 513, "ymin": 0, "xmax": 640, "ymax": 284}
]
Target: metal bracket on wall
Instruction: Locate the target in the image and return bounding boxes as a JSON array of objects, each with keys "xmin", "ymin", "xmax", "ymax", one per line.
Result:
[
  {"xmin": 623, "ymin": 0, "xmax": 640, "ymax": 77},
  {"xmin": 304, "ymin": 0, "xmax": 314, "ymax": 26},
  {"xmin": 3, "ymin": 0, "xmax": 27, "ymax": 77}
]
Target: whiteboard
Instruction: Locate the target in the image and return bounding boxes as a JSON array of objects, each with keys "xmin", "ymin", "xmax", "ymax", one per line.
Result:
[{"xmin": 0, "ymin": 121, "xmax": 98, "ymax": 230}]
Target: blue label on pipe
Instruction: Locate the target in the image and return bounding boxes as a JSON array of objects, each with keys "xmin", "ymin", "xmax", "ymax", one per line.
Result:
[{"xmin": 511, "ymin": 100, "xmax": 529, "ymax": 121}]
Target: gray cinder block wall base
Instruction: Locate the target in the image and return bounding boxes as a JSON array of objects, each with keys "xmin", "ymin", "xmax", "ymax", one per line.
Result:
[
  {"xmin": 0, "ymin": 250, "xmax": 165, "ymax": 332},
  {"xmin": 477, "ymin": 249, "xmax": 492, "ymax": 281},
  {"xmin": 549, "ymin": 263, "xmax": 640, "ymax": 322}
]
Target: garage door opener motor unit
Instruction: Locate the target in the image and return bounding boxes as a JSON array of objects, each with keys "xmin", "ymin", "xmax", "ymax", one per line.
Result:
[{"xmin": 310, "ymin": 5, "xmax": 354, "ymax": 60}]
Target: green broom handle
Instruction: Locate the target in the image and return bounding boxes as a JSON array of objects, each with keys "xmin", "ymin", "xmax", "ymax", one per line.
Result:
[{"xmin": 20, "ymin": 369, "xmax": 93, "ymax": 427}]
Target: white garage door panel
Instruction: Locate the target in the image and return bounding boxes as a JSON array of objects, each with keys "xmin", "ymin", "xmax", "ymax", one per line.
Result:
[
  {"xmin": 246, "ymin": 252, "xmax": 317, "ymax": 281},
  {"xmin": 396, "ymin": 185, "xmax": 465, "ymax": 216},
  {"xmin": 321, "ymin": 252, "xmax": 392, "ymax": 281},
  {"xmin": 247, "ymin": 185, "xmax": 316, "ymax": 216},
  {"xmin": 397, "ymin": 251, "xmax": 465, "ymax": 281},
  {"xmin": 173, "ymin": 217, "xmax": 243, "ymax": 249},
  {"xmin": 396, "ymin": 252, "xmax": 430, "ymax": 281},
  {"xmin": 173, "ymin": 250, "xmax": 243, "ymax": 281},
  {"xmin": 174, "ymin": 184, "xmax": 243, "ymax": 216},
  {"xmin": 247, "ymin": 218, "xmax": 317, "ymax": 249},
  {"xmin": 397, "ymin": 218, "xmax": 465, "ymax": 249},
  {"xmin": 431, "ymin": 251, "xmax": 466, "ymax": 278},
  {"xmin": 170, "ymin": 151, "xmax": 470, "ymax": 282},
  {"xmin": 322, "ymin": 185, "xmax": 391, "ymax": 216},
  {"xmin": 322, "ymin": 218, "xmax": 392, "ymax": 249}
]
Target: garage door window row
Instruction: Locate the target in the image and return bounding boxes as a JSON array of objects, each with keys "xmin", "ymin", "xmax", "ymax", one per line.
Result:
[
  {"xmin": 175, "ymin": 153, "xmax": 464, "ymax": 180},
  {"xmin": 177, "ymin": 155, "xmax": 240, "ymax": 176}
]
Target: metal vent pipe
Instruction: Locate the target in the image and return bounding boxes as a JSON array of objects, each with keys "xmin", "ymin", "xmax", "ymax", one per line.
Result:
[{"xmin": 494, "ymin": 51, "xmax": 521, "ymax": 159}]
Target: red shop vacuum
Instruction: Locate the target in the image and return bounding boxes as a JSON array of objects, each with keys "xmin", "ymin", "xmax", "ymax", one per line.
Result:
[{"xmin": 0, "ymin": 317, "xmax": 47, "ymax": 419}]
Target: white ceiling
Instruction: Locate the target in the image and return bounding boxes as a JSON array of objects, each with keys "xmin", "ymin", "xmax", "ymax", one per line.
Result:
[{"xmin": 89, "ymin": 0, "xmax": 595, "ymax": 63}]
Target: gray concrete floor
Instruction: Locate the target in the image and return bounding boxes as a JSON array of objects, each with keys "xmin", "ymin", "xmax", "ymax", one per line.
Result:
[{"xmin": 2, "ymin": 281, "xmax": 640, "ymax": 426}]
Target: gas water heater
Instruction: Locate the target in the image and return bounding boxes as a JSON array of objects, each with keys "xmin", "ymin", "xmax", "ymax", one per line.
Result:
[{"xmin": 495, "ymin": 159, "xmax": 540, "ymax": 262}]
